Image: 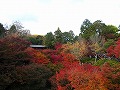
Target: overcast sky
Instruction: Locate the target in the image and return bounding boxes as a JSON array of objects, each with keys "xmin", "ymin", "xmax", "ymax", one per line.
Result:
[{"xmin": 0, "ymin": 0, "xmax": 120, "ymax": 35}]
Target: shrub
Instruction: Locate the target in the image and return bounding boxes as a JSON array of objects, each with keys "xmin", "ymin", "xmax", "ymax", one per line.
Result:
[
  {"xmin": 94, "ymin": 59, "xmax": 119, "ymax": 66},
  {"xmin": 104, "ymin": 39, "xmax": 114, "ymax": 49},
  {"xmin": 80, "ymin": 57, "xmax": 95, "ymax": 64}
]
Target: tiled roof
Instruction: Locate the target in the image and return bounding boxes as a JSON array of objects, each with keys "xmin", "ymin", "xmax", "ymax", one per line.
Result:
[{"xmin": 30, "ymin": 45, "xmax": 46, "ymax": 48}]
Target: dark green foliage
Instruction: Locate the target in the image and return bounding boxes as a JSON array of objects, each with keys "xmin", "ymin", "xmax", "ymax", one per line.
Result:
[
  {"xmin": 0, "ymin": 23, "xmax": 5, "ymax": 38},
  {"xmin": 80, "ymin": 57, "xmax": 95, "ymax": 64},
  {"xmin": 9, "ymin": 25, "xmax": 17, "ymax": 34},
  {"xmin": 62, "ymin": 30, "xmax": 75, "ymax": 43},
  {"xmin": 45, "ymin": 28, "xmax": 77, "ymax": 48},
  {"xmin": 54, "ymin": 27, "xmax": 63, "ymax": 43},
  {"xmin": 80, "ymin": 19, "xmax": 119, "ymax": 41},
  {"xmin": 104, "ymin": 39, "xmax": 115, "ymax": 49},
  {"xmin": 106, "ymin": 25, "xmax": 118, "ymax": 34},
  {"xmin": 36, "ymin": 35, "xmax": 44, "ymax": 45},
  {"xmin": 103, "ymin": 25, "xmax": 119, "ymax": 39},
  {"xmin": 74, "ymin": 35, "xmax": 79, "ymax": 42},
  {"xmin": 44, "ymin": 32, "xmax": 55, "ymax": 48},
  {"xmin": 80, "ymin": 19, "xmax": 92, "ymax": 39},
  {"xmin": 91, "ymin": 20, "xmax": 106, "ymax": 36},
  {"xmin": 27, "ymin": 35, "xmax": 44, "ymax": 45},
  {"xmin": 27, "ymin": 36, "xmax": 37, "ymax": 44}
]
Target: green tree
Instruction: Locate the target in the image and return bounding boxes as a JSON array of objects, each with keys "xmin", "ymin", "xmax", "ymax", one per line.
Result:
[
  {"xmin": 54, "ymin": 27, "xmax": 63, "ymax": 43},
  {"xmin": 27, "ymin": 36, "xmax": 36, "ymax": 44},
  {"xmin": 88, "ymin": 20, "xmax": 118, "ymax": 40},
  {"xmin": 90, "ymin": 20, "xmax": 106, "ymax": 44},
  {"xmin": 73, "ymin": 35, "xmax": 79, "ymax": 42},
  {"xmin": 92, "ymin": 20, "xmax": 106, "ymax": 35},
  {"xmin": 44, "ymin": 32, "xmax": 55, "ymax": 48},
  {"xmin": 69, "ymin": 30, "xmax": 75, "ymax": 42},
  {"xmin": 27, "ymin": 35, "xmax": 44, "ymax": 45},
  {"xmin": 118, "ymin": 25, "xmax": 120, "ymax": 31},
  {"xmin": 0, "ymin": 23, "xmax": 5, "ymax": 38},
  {"xmin": 80, "ymin": 19, "xmax": 92, "ymax": 39},
  {"xmin": 80, "ymin": 19, "xmax": 107, "ymax": 40},
  {"xmin": 105, "ymin": 25, "xmax": 118, "ymax": 34},
  {"xmin": 103, "ymin": 25, "xmax": 119, "ymax": 40},
  {"xmin": 62, "ymin": 30, "xmax": 75, "ymax": 43},
  {"xmin": 9, "ymin": 24, "xmax": 17, "ymax": 34},
  {"xmin": 36, "ymin": 35, "xmax": 44, "ymax": 45}
]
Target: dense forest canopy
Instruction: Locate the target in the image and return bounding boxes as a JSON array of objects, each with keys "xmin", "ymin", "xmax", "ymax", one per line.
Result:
[{"xmin": 0, "ymin": 19, "xmax": 120, "ymax": 90}]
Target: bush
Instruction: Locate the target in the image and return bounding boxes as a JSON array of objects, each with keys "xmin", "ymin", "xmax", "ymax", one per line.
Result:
[
  {"xmin": 104, "ymin": 39, "xmax": 114, "ymax": 49},
  {"xmin": 94, "ymin": 59, "xmax": 119, "ymax": 66},
  {"xmin": 80, "ymin": 57, "xmax": 95, "ymax": 64}
]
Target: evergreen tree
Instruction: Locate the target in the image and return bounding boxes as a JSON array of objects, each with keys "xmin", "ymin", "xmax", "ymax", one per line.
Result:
[
  {"xmin": 45, "ymin": 32, "xmax": 55, "ymax": 48},
  {"xmin": 54, "ymin": 27, "xmax": 63, "ymax": 43},
  {"xmin": 0, "ymin": 23, "xmax": 5, "ymax": 38}
]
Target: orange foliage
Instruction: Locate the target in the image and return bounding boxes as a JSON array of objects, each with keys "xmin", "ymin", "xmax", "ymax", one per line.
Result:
[
  {"xmin": 61, "ymin": 53, "xmax": 78, "ymax": 63},
  {"xmin": 68, "ymin": 64, "xmax": 109, "ymax": 90},
  {"xmin": 50, "ymin": 63, "xmax": 114, "ymax": 90},
  {"xmin": 25, "ymin": 47, "xmax": 49, "ymax": 64}
]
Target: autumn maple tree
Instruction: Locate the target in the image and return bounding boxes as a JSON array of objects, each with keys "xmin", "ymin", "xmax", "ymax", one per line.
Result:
[
  {"xmin": 50, "ymin": 62, "xmax": 112, "ymax": 90},
  {"xmin": 0, "ymin": 36, "xmax": 31, "ymax": 67},
  {"xmin": 107, "ymin": 39, "xmax": 120, "ymax": 58}
]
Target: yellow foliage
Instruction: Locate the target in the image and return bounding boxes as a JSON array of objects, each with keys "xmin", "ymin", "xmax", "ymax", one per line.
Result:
[
  {"xmin": 61, "ymin": 41, "xmax": 88, "ymax": 60},
  {"xmin": 90, "ymin": 42, "xmax": 102, "ymax": 53}
]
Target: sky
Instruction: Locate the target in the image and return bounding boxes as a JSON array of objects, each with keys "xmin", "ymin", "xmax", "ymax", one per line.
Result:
[{"xmin": 0, "ymin": 0, "xmax": 120, "ymax": 35}]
